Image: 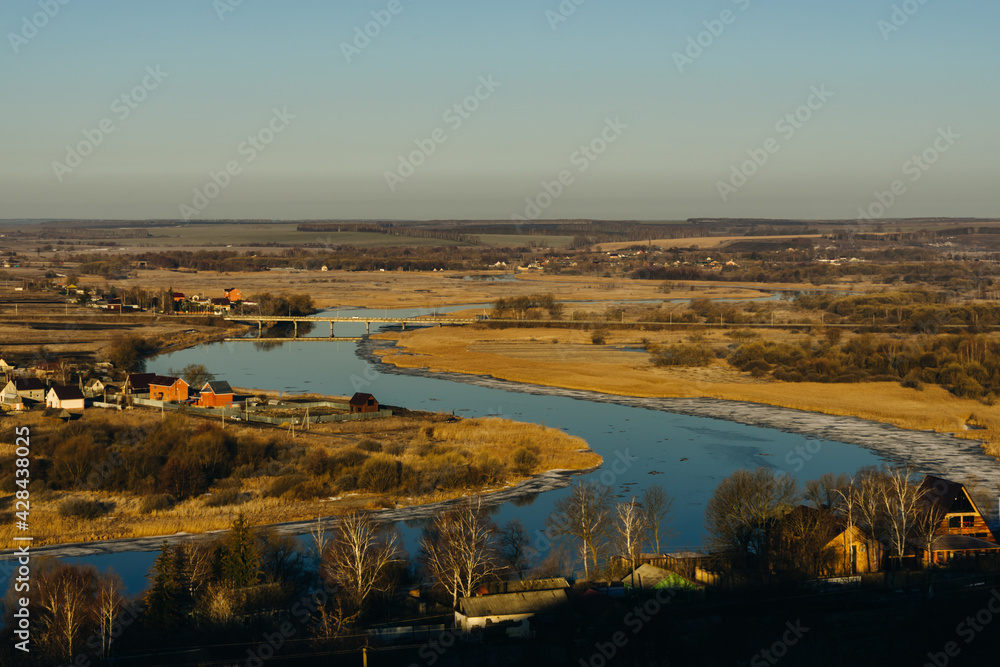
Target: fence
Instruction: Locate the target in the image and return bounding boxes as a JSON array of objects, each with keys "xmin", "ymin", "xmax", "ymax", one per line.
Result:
[{"xmin": 129, "ymin": 397, "xmax": 391, "ymax": 424}]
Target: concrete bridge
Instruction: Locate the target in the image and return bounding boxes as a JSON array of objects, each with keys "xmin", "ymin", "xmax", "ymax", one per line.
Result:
[{"xmin": 224, "ymin": 315, "xmax": 481, "ymax": 338}]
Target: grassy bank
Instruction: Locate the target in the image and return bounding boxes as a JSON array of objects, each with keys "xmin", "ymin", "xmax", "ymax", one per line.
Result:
[
  {"xmin": 0, "ymin": 407, "xmax": 600, "ymax": 548},
  {"xmin": 374, "ymin": 326, "xmax": 1000, "ymax": 458}
]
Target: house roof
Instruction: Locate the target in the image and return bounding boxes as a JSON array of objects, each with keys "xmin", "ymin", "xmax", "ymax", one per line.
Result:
[
  {"xmin": 919, "ymin": 476, "xmax": 980, "ymax": 517},
  {"xmin": 931, "ymin": 535, "xmax": 1000, "ymax": 552},
  {"xmin": 125, "ymin": 373, "xmax": 157, "ymax": 390},
  {"xmin": 497, "ymin": 578, "xmax": 569, "ymax": 593},
  {"xmin": 49, "ymin": 386, "xmax": 85, "ymax": 401},
  {"xmin": 349, "ymin": 392, "xmax": 376, "ymax": 406},
  {"xmin": 14, "ymin": 378, "xmax": 46, "ymax": 391},
  {"xmin": 149, "ymin": 375, "xmax": 187, "ymax": 388},
  {"xmin": 458, "ymin": 589, "xmax": 568, "ymax": 619},
  {"xmin": 202, "ymin": 380, "xmax": 233, "ymax": 395}
]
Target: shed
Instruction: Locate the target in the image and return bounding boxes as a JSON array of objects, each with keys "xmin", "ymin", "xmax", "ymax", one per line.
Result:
[
  {"xmin": 349, "ymin": 392, "xmax": 379, "ymax": 414},
  {"xmin": 46, "ymin": 386, "xmax": 85, "ymax": 410},
  {"xmin": 455, "ymin": 589, "xmax": 569, "ymax": 637},
  {"xmin": 199, "ymin": 380, "xmax": 234, "ymax": 408},
  {"xmin": 620, "ymin": 564, "xmax": 701, "ymax": 591}
]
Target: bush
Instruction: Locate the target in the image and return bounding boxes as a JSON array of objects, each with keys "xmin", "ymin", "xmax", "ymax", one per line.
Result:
[
  {"xmin": 359, "ymin": 456, "xmax": 400, "ymax": 493},
  {"xmin": 651, "ymin": 344, "xmax": 713, "ymax": 367},
  {"xmin": 60, "ymin": 499, "xmax": 114, "ymax": 519},
  {"xmin": 384, "ymin": 441, "xmax": 406, "ymax": 456},
  {"xmin": 335, "ymin": 472, "xmax": 358, "ymax": 491},
  {"xmin": 357, "ymin": 439, "xmax": 383, "ymax": 453},
  {"xmin": 140, "ymin": 494, "xmax": 176, "ymax": 514},
  {"xmin": 204, "ymin": 487, "xmax": 243, "ymax": 508},
  {"xmin": 512, "ymin": 447, "xmax": 540, "ymax": 476},
  {"xmin": 591, "ymin": 331, "xmax": 607, "ymax": 345},
  {"xmin": 265, "ymin": 474, "xmax": 306, "ymax": 498}
]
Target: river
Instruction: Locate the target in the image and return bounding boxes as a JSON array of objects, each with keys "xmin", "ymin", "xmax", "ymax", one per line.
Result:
[{"xmin": 43, "ymin": 304, "xmax": 902, "ymax": 594}]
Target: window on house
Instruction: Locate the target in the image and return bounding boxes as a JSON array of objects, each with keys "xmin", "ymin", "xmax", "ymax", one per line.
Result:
[
  {"xmin": 949, "ymin": 516, "xmax": 961, "ymax": 528},
  {"xmin": 963, "ymin": 516, "xmax": 975, "ymax": 528}
]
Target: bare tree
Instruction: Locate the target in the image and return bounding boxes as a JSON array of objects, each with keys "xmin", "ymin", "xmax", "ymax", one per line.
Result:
[
  {"xmin": 546, "ymin": 481, "xmax": 613, "ymax": 578},
  {"xmin": 324, "ymin": 511, "xmax": 400, "ymax": 612},
  {"xmin": 34, "ymin": 562, "xmax": 98, "ymax": 662},
  {"xmin": 641, "ymin": 484, "xmax": 674, "ymax": 554},
  {"xmin": 879, "ymin": 466, "xmax": 926, "ymax": 563},
  {"xmin": 615, "ymin": 497, "xmax": 648, "ymax": 584},
  {"xmin": 852, "ymin": 467, "xmax": 886, "ymax": 572},
  {"xmin": 499, "ymin": 519, "xmax": 531, "ymax": 581},
  {"xmin": 419, "ymin": 497, "xmax": 501, "ymax": 606},
  {"xmin": 704, "ymin": 467, "xmax": 799, "ymax": 571},
  {"xmin": 835, "ymin": 478, "xmax": 859, "ymax": 575},
  {"xmin": 95, "ymin": 573, "xmax": 126, "ymax": 659},
  {"xmin": 804, "ymin": 473, "xmax": 851, "ymax": 510}
]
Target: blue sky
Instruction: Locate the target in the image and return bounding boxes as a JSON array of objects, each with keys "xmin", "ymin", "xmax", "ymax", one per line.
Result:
[{"xmin": 1, "ymin": 0, "xmax": 996, "ymax": 221}]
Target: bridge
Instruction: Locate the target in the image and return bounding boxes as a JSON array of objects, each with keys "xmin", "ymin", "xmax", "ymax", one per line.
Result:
[{"xmin": 224, "ymin": 315, "xmax": 482, "ymax": 338}]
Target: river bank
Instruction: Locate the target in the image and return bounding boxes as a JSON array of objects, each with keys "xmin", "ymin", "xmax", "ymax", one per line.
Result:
[{"xmin": 359, "ymin": 336, "xmax": 1000, "ymax": 526}]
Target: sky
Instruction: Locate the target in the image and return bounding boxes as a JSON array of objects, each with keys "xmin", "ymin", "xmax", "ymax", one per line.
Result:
[{"xmin": 0, "ymin": 0, "xmax": 997, "ymax": 221}]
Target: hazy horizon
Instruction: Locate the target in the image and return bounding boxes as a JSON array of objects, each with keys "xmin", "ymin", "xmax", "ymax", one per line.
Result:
[{"xmin": 2, "ymin": 1, "xmax": 996, "ymax": 221}]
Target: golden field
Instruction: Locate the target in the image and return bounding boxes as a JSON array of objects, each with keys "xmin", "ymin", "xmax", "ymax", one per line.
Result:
[{"xmin": 375, "ymin": 326, "xmax": 1000, "ymax": 458}]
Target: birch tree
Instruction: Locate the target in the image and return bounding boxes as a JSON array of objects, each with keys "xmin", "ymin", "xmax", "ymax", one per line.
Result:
[
  {"xmin": 324, "ymin": 511, "xmax": 400, "ymax": 612},
  {"xmin": 641, "ymin": 484, "xmax": 674, "ymax": 554},
  {"xmin": 419, "ymin": 497, "xmax": 501, "ymax": 606},
  {"xmin": 546, "ymin": 481, "xmax": 612, "ymax": 578}
]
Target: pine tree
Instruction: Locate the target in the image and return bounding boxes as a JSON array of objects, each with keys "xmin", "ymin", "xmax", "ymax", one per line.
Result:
[
  {"xmin": 221, "ymin": 513, "xmax": 259, "ymax": 589},
  {"xmin": 144, "ymin": 541, "xmax": 182, "ymax": 631}
]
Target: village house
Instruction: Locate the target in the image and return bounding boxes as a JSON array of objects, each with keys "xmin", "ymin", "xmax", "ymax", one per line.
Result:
[
  {"xmin": 83, "ymin": 378, "xmax": 108, "ymax": 398},
  {"xmin": 123, "ymin": 373, "xmax": 156, "ymax": 397},
  {"xmin": 46, "ymin": 386, "xmax": 85, "ymax": 410},
  {"xmin": 148, "ymin": 375, "xmax": 189, "ymax": 402},
  {"xmin": 774, "ymin": 505, "xmax": 877, "ymax": 576},
  {"xmin": 349, "ymin": 392, "xmax": 379, "ymax": 414},
  {"xmin": 209, "ymin": 297, "xmax": 232, "ymax": 313},
  {"xmin": 916, "ymin": 476, "xmax": 1000, "ymax": 565},
  {"xmin": 455, "ymin": 588, "xmax": 569, "ymax": 638},
  {"xmin": 2, "ymin": 377, "xmax": 47, "ymax": 403},
  {"xmin": 0, "ymin": 359, "xmax": 15, "ymax": 375},
  {"xmin": 224, "ymin": 288, "xmax": 243, "ymax": 302},
  {"xmin": 198, "ymin": 380, "xmax": 234, "ymax": 408}
]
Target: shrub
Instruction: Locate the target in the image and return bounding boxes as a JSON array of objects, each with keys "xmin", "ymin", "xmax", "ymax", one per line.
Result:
[
  {"xmin": 60, "ymin": 499, "xmax": 114, "ymax": 519},
  {"xmin": 384, "ymin": 441, "xmax": 406, "ymax": 457},
  {"xmin": 591, "ymin": 330, "xmax": 607, "ymax": 345},
  {"xmin": 357, "ymin": 439, "xmax": 382, "ymax": 453},
  {"xmin": 140, "ymin": 494, "xmax": 176, "ymax": 514},
  {"xmin": 265, "ymin": 474, "xmax": 306, "ymax": 498},
  {"xmin": 512, "ymin": 447, "xmax": 540, "ymax": 476},
  {"xmin": 651, "ymin": 344, "xmax": 713, "ymax": 367},
  {"xmin": 204, "ymin": 487, "xmax": 243, "ymax": 508},
  {"xmin": 335, "ymin": 472, "xmax": 358, "ymax": 491},
  {"xmin": 359, "ymin": 456, "xmax": 400, "ymax": 493}
]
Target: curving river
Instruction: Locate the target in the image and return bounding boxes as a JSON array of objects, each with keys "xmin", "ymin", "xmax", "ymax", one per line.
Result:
[{"xmin": 42, "ymin": 304, "xmax": 997, "ymax": 594}]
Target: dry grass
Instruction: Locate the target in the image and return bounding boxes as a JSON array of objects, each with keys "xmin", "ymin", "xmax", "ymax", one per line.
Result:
[
  {"xmin": 593, "ymin": 234, "xmax": 823, "ymax": 252},
  {"xmin": 0, "ymin": 408, "xmax": 599, "ymax": 549},
  {"xmin": 376, "ymin": 326, "xmax": 1000, "ymax": 459}
]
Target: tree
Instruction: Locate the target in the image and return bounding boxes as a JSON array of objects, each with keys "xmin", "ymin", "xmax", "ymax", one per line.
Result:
[
  {"xmin": 323, "ymin": 511, "xmax": 400, "ymax": 612},
  {"xmin": 499, "ymin": 519, "xmax": 531, "ymax": 580},
  {"xmin": 641, "ymin": 484, "xmax": 674, "ymax": 554},
  {"xmin": 704, "ymin": 467, "xmax": 799, "ymax": 571},
  {"xmin": 221, "ymin": 513, "xmax": 259, "ymax": 589},
  {"xmin": 615, "ymin": 497, "xmax": 647, "ymax": 582},
  {"xmin": 546, "ymin": 481, "xmax": 612, "ymax": 578},
  {"xmin": 419, "ymin": 497, "xmax": 501, "ymax": 606},
  {"xmin": 179, "ymin": 363, "xmax": 214, "ymax": 388},
  {"xmin": 106, "ymin": 334, "xmax": 149, "ymax": 372},
  {"xmin": 34, "ymin": 562, "xmax": 98, "ymax": 662},
  {"xmin": 144, "ymin": 542, "xmax": 182, "ymax": 632},
  {"xmin": 804, "ymin": 473, "xmax": 851, "ymax": 510},
  {"xmin": 95, "ymin": 573, "xmax": 126, "ymax": 659},
  {"xmin": 879, "ymin": 465, "xmax": 926, "ymax": 564}
]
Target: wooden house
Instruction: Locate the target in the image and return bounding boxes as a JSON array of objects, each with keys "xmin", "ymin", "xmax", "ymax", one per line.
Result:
[
  {"xmin": 46, "ymin": 386, "xmax": 85, "ymax": 410},
  {"xmin": 198, "ymin": 380, "xmax": 234, "ymax": 408},
  {"xmin": 774, "ymin": 505, "xmax": 876, "ymax": 576},
  {"xmin": 148, "ymin": 375, "xmax": 189, "ymax": 402},
  {"xmin": 918, "ymin": 476, "xmax": 995, "ymax": 543},
  {"xmin": 349, "ymin": 392, "xmax": 379, "ymax": 414},
  {"xmin": 455, "ymin": 589, "xmax": 569, "ymax": 638}
]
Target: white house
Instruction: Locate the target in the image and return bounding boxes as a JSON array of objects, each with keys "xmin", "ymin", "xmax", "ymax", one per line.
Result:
[
  {"xmin": 46, "ymin": 386, "xmax": 85, "ymax": 410},
  {"xmin": 455, "ymin": 589, "xmax": 569, "ymax": 638}
]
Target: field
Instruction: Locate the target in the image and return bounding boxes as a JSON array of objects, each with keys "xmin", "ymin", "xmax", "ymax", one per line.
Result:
[
  {"xmin": 594, "ymin": 234, "xmax": 823, "ymax": 252},
  {"xmin": 141, "ymin": 224, "xmax": 468, "ymax": 248},
  {"xmin": 374, "ymin": 325, "xmax": 1000, "ymax": 458},
  {"xmin": 0, "ymin": 408, "xmax": 600, "ymax": 548}
]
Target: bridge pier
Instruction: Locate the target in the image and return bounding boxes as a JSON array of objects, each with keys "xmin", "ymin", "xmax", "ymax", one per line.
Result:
[
  {"xmin": 293, "ymin": 321, "xmax": 298, "ymax": 338},
  {"xmin": 366, "ymin": 321, "xmax": 370, "ymax": 335},
  {"xmin": 329, "ymin": 321, "xmax": 334, "ymax": 338},
  {"xmin": 258, "ymin": 321, "xmax": 262, "ymax": 338}
]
